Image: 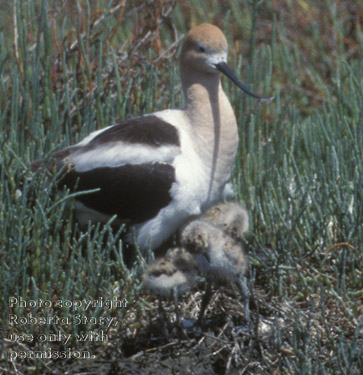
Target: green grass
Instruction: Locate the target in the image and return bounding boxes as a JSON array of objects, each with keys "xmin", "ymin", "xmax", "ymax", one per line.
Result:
[{"xmin": 0, "ymin": 0, "xmax": 362, "ymax": 374}]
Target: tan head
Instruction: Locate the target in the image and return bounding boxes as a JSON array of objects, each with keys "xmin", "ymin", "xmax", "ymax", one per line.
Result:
[
  {"xmin": 180, "ymin": 23, "xmax": 228, "ymax": 74},
  {"xmin": 180, "ymin": 23, "xmax": 273, "ymax": 100}
]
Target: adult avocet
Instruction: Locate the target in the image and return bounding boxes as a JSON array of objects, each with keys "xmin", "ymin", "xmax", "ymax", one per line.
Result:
[{"xmin": 32, "ymin": 23, "xmax": 271, "ymax": 250}]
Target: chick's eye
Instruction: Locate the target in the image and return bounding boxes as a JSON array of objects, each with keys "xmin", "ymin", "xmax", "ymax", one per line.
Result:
[{"xmin": 198, "ymin": 46, "xmax": 206, "ymax": 53}]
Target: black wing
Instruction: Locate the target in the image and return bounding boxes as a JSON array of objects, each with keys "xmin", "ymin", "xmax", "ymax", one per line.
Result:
[
  {"xmin": 87, "ymin": 115, "xmax": 180, "ymax": 148},
  {"xmin": 32, "ymin": 115, "xmax": 180, "ymax": 223},
  {"xmin": 60, "ymin": 163, "xmax": 175, "ymax": 224},
  {"xmin": 31, "ymin": 115, "xmax": 180, "ymax": 172}
]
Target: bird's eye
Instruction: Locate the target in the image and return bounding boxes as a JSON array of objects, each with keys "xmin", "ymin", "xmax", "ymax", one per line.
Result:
[{"xmin": 198, "ymin": 46, "xmax": 206, "ymax": 53}]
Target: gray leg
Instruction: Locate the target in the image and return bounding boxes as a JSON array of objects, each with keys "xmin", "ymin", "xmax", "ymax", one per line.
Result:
[
  {"xmin": 237, "ymin": 275, "xmax": 250, "ymax": 325},
  {"xmin": 172, "ymin": 286, "xmax": 189, "ymax": 339},
  {"xmin": 172, "ymin": 286, "xmax": 180, "ymax": 325},
  {"xmin": 158, "ymin": 298, "xmax": 169, "ymax": 335},
  {"xmin": 197, "ymin": 281, "xmax": 213, "ymax": 325}
]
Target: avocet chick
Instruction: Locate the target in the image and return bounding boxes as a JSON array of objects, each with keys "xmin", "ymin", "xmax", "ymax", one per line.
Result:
[
  {"xmin": 180, "ymin": 220, "xmax": 250, "ymax": 325},
  {"xmin": 143, "ymin": 247, "xmax": 198, "ymax": 328},
  {"xmin": 202, "ymin": 202, "xmax": 249, "ymax": 242}
]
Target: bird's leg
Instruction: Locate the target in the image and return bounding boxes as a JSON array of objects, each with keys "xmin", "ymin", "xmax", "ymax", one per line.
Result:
[
  {"xmin": 158, "ymin": 297, "xmax": 169, "ymax": 335},
  {"xmin": 197, "ymin": 281, "xmax": 213, "ymax": 326},
  {"xmin": 172, "ymin": 286, "xmax": 188, "ymax": 339},
  {"xmin": 237, "ymin": 275, "xmax": 250, "ymax": 326},
  {"xmin": 172, "ymin": 286, "xmax": 180, "ymax": 325}
]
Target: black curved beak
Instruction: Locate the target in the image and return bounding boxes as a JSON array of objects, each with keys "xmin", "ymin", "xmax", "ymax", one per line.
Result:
[{"xmin": 216, "ymin": 62, "xmax": 273, "ymax": 102}]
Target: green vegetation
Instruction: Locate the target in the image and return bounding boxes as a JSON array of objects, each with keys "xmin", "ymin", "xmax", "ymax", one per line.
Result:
[{"xmin": 0, "ymin": 0, "xmax": 362, "ymax": 374}]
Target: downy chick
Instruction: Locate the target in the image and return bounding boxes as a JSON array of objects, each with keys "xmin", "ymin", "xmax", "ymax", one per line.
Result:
[
  {"xmin": 143, "ymin": 247, "xmax": 198, "ymax": 328},
  {"xmin": 180, "ymin": 220, "xmax": 249, "ymax": 324}
]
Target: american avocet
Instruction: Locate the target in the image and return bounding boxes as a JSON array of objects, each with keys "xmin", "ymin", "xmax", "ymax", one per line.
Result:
[
  {"xmin": 180, "ymin": 219, "xmax": 250, "ymax": 325},
  {"xmin": 202, "ymin": 202, "xmax": 249, "ymax": 241},
  {"xmin": 32, "ymin": 23, "xmax": 271, "ymax": 251},
  {"xmin": 143, "ymin": 247, "xmax": 198, "ymax": 327}
]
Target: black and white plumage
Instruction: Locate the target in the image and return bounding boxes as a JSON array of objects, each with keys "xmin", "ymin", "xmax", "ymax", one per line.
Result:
[
  {"xmin": 32, "ymin": 23, "xmax": 270, "ymax": 251},
  {"xmin": 56, "ymin": 117, "xmax": 178, "ymax": 224}
]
